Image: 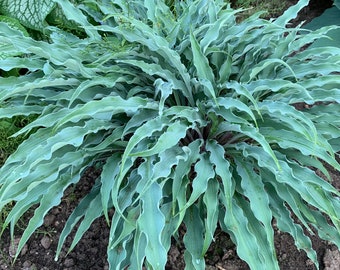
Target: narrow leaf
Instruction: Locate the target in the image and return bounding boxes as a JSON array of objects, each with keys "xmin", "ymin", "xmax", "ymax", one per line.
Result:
[
  {"xmin": 190, "ymin": 29, "xmax": 216, "ymax": 100},
  {"xmin": 130, "ymin": 120, "xmax": 188, "ymax": 157},
  {"xmin": 183, "ymin": 205, "xmax": 205, "ymax": 270},
  {"xmin": 138, "ymin": 181, "xmax": 167, "ymax": 269},
  {"xmin": 235, "ymin": 159, "xmax": 276, "ymax": 265}
]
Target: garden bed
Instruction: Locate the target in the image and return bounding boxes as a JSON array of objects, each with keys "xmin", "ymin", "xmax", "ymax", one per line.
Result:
[
  {"xmin": 0, "ymin": 0, "xmax": 339, "ymax": 269},
  {"xmin": 1, "ymin": 166, "xmax": 339, "ymax": 270}
]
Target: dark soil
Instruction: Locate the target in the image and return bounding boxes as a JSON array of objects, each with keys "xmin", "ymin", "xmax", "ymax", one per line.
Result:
[
  {"xmin": 1, "ymin": 1, "xmax": 340, "ymax": 269},
  {"xmin": 2, "ymin": 164, "xmax": 340, "ymax": 270}
]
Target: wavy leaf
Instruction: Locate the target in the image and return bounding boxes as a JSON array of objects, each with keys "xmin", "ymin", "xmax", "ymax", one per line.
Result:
[{"xmin": 139, "ymin": 181, "xmax": 167, "ymax": 269}]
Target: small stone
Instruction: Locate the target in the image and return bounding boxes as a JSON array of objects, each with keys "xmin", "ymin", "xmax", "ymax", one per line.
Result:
[
  {"xmin": 305, "ymin": 259, "xmax": 314, "ymax": 266},
  {"xmin": 29, "ymin": 264, "xmax": 38, "ymax": 270},
  {"xmin": 51, "ymin": 208, "xmax": 61, "ymax": 215},
  {"xmin": 324, "ymin": 248, "xmax": 340, "ymax": 270},
  {"xmin": 21, "ymin": 242, "xmax": 28, "ymax": 256},
  {"xmin": 63, "ymin": 258, "xmax": 75, "ymax": 267},
  {"xmin": 43, "ymin": 215, "xmax": 55, "ymax": 227},
  {"xmin": 222, "ymin": 250, "xmax": 234, "ymax": 260},
  {"xmin": 54, "ymin": 220, "xmax": 61, "ymax": 227},
  {"xmin": 40, "ymin": 236, "xmax": 52, "ymax": 249},
  {"xmin": 22, "ymin": 260, "xmax": 32, "ymax": 268}
]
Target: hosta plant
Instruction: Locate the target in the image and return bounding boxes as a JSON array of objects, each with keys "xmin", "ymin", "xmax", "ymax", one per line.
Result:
[
  {"xmin": 304, "ymin": 0, "xmax": 340, "ymax": 48},
  {"xmin": 1, "ymin": 0, "xmax": 340, "ymax": 269}
]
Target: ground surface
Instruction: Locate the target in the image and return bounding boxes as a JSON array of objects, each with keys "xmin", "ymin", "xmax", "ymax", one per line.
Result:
[{"xmin": 1, "ymin": 0, "xmax": 340, "ymax": 269}]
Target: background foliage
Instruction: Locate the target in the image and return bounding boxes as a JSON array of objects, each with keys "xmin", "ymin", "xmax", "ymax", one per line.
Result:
[
  {"xmin": 0, "ymin": 0, "xmax": 85, "ymax": 34},
  {"xmin": 0, "ymin": 0, "xmax": 340, "ymax": 269}
]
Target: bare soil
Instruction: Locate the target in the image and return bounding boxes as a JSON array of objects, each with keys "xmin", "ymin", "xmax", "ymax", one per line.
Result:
[
  {"xmin": 1, "ymin": 1, "xmax": 340, "ymax": 269},
  {"xmin": 2, "ymin": 163, "xmax": 339, "ymax": 270}
]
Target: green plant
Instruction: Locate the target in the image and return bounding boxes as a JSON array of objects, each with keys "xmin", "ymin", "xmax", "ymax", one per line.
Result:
[
  {"xmin": 0, "ymin": 120, "xmax": 20, "ymax": 165},
  {"xmin": 304, "ymin": 0, "xmax": 340, "ymax": 48},
  {"xmin": 0, "ymin": 0, "xmax": 55, "ymax": 31},
  {"xmin": 0, "ymin": 0, "xmax": 99, "ymax": 38},
  {"xmin": 0, "ymin": 115, "xmax": 36, "ymax": 165},
  {"xmin": 335, "ymin": 0, "xmax": 340, "ymax": 10},
  {"xmin": 0, "ymin": 114, "xmax": 37, "ymax": 234},
  {"xmin": 0, "ymin": 0, "xmax": 340, "ymax": 269}
]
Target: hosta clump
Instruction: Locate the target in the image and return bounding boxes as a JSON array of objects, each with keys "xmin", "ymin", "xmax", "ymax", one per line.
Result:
[{"xmin": 0, "ymin": 0, "xmax": 340, "ymax": 269}]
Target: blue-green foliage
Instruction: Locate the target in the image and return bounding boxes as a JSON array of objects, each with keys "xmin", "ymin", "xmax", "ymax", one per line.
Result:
[
  {"xmin": 335, "ymin": 0, "xmax": 340, "ymax": 9},
  {"xmin": 0, "ymin": 1, "xmax": 340, "ymax": 269},
  {"xmin": 304, "ymin": 0, "xmax": 340, "ymax": 48}
]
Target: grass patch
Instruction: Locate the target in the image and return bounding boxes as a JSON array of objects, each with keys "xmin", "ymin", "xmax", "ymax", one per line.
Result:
[
  {"xmin": 0, "ymin": 115, "xmax": 37, "ymax": 232},
  {"xmin": 0, "ymin": 116, "xmax": 35, "ymax": 166},
  {"xmin": 231, "ymin": 0, "xmax": 290, "ymax": 18}
]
